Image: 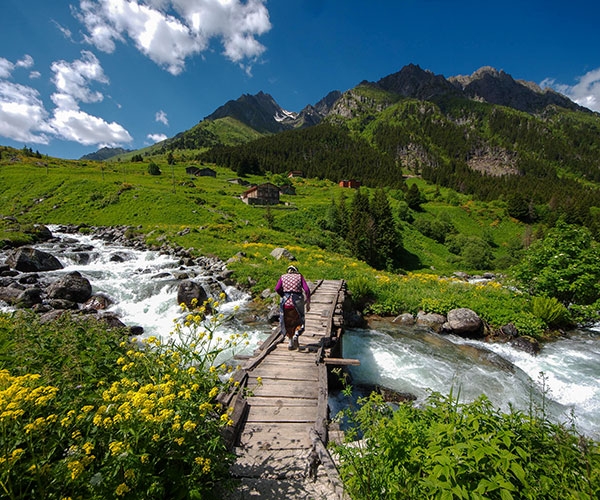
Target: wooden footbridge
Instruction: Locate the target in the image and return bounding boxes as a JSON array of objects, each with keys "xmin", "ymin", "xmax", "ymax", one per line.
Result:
[{"xmin": 220, "ymin": 279, "xmax": 355, "ymax": 499}]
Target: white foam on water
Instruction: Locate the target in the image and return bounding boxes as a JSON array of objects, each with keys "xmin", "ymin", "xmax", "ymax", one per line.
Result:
[{"xmin": 343, "ymin": 326, "xmax": 600, "ymax": 439}]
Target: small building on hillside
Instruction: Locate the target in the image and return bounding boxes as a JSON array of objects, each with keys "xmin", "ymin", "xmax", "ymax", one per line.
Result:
[
  {"xmin": 287, "ymin": 170, "xmax": 304, "ymax": 178},
  {"xmin": 279, "ymin": 183, "xmax": 296, "ymax": 195},
  {"xmin": 241, "ymin": 183, "xmax": 280, "ymax": 205},
  {"xmin": 339, "ymin": 179, "xmax": 361, "ymax": 189},
  {"xmin": 186, "ymin": 166, "xmax": 216, "ymax": 177}
]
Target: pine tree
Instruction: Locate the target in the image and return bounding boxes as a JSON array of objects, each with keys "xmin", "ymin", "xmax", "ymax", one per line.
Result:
[
  {"xmin": 371, "ymin": 188, "xmax": 402, "ymax": 270},
  {"xmin": 347, "ymin": 189, "xmax": 372, "ymax": 263}
]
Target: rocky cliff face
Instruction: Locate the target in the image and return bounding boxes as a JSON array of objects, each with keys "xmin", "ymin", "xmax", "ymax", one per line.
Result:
[{"xmin": 448, "ymin": 66, "xmax": 586, "ymax": 114}]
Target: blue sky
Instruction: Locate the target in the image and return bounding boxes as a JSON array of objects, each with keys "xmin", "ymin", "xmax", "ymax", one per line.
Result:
[{"xmin": 1, "ymin": 0, "xmax": 599, "ymax": 159}]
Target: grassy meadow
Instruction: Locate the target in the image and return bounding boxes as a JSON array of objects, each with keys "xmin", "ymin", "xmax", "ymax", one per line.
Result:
[{"xmin": 0, "ymin": 149, "xmax": 553, "ymax": 336}]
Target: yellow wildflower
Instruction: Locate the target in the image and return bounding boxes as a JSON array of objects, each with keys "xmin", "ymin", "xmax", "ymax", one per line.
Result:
[
  {"xmin": 67, "ymin": 460, "xmax": 84, "ymax": 480},
  {"xmin": 115, "ymin": 483, "xmax": 131, "ymax": 496},
  {"xmin": 183, "ymin": 420, "xmax": 196, "ymax": 432},
  {"xmin": 108, "ymin": 441, "xmax": 126, "ymax": 456}
]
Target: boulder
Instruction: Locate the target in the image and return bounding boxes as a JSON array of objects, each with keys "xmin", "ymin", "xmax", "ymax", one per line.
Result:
[
  {"xmin": 416, "ymin": 311, "xmax": 446, "ymax": 332},
  {"xmin": 509, "ymin": 335, "xmax": 540, "ymax": 355},
  {"xmin": 500, "ymin": 323, "xmax": 519, "ymax": 338},
  {"xmin": 16, "ymin": 288, "xmax": 44, "ymax": 308},
  {"xmin": 47, "ymin": 271, "xmax": 92, "ymax": 303},
  {"xmin": 97, "ymin": 312, "xmax": 127, "ymax": 329},
  {"xmin": 176, "ymin": 280, "xmax": 209, "ymax": 308},
  {"xmin": 84, "ymin": 294, "xmax": 113, "ymax": 311},
  {"xmin": 6, "ymin": 247, "xmax": 63, "ymax": 272},
  {"xmin": 392, "ymin": 313, "xmax": 415, "ymax": 326},
  {"xmin": 442, "ymin": 308, "xmax": 484, "ymax": 337},
  {"xmin": 0, "ymin": 286, "xmax": 22, "ymax": 305},
  {"xmin": 31, "ymin": 224, "xmax": 53, "ymax": 242},
  {"xmin": 270, "ymin": 247, "xmax": 296, "ymax": 261}
]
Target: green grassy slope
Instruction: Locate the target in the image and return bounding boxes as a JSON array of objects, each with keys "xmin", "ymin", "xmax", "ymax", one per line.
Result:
[{"xmin": 5, "ymin": 146, "xmax": 564, "ymax": 336}]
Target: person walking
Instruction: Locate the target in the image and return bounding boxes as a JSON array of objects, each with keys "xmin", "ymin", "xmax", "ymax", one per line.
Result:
[{"xmin": 275, "ymin": 265, "xmax": 311, "ymax": 350}]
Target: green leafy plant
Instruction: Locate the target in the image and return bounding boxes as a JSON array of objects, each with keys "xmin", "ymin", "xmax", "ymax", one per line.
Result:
[
  {"xmin": 531, "ymin": 296, "xmax": 571, "ymax": 328},
  {"xmin": 332, "ymin": 389, "xmax": 600, "ymax": 499}
]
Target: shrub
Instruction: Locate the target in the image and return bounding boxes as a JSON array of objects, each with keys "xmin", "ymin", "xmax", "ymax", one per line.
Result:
[
  {"xmin": 333, "ymin": 390, "xmax": 600, "ymax": 500},
  {"xmin": 531, "ymin": 296, "xmax": 571, "ymax": 328},
  {"xmin": 147, "ymin": 162, "xmax": 162, "ymax": 176}
]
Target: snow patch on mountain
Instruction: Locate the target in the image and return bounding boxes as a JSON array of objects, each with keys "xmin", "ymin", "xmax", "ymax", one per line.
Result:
[{"xmin": 274, "ymin": 109, "xmax": 298, "ymax": 122}]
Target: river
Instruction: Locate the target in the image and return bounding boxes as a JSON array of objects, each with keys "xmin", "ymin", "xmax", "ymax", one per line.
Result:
[{"xmin": 2, "ymin": 227, "xmax": 599, "ymax": 440}]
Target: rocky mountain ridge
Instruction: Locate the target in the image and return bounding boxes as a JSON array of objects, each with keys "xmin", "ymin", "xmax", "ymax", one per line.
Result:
[
  {"xmin": 204, "ymin": 89, "xmax": 342, "ymax": 133},
  {"xmin": 199, "ymin": 64, "xmax": 590, "ymax": 142}
]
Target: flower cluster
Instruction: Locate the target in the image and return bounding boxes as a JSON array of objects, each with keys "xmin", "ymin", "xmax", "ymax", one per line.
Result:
[{"xmin": 0, "ymin": 296, "xmax": 247, "ymax": 499}]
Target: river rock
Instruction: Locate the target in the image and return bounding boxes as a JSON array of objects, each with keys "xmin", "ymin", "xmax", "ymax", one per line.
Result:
[
  {"xmin": 0, "ymin": 286, "xmax": 22, "ymax": 305},
  {"xmin": 6, "ymin": 247, "xmax": 63, "ymax": 272},
  {"xmin": 177, "ymin": 280, "xmax": 209, "ymax": 308},
  {"xmin": 16, "ymin": 287, "xmax": 43, "ymax": 308},
  {"xmin": 18, "ymin": 273, "xmax": 40, "ymax": 285},
  {"xmin": 270, "ymin": 247, "xmax": 296, "ymax": 261},
  {"xmin": 441, "ymin": 308, "xmax": 484, "ymax": 338},
  {"xmin": 97, "ymin": 312, "xmax": 127, "ymax": 329},
  {"xmin": 392, "ymin": 313, "xmax": 415, "ymax": 325},
  {"xmin": 84, "ymin": 293, "xmax": 113, "ymax": 311},
  {"xmin": 509, "ymin": 335, "xmax": 540, "ymax": 355},
  {"xmin": 416, "ymin": 311, "xmax": 446, "ymax": 332},
  {"xmin": 47, "ymin": 271, "xmax": 92, "ymax": 303}
]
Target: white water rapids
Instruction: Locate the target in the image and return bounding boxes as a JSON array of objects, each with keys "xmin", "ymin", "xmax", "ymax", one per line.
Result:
[{"xmin": 2, "ymin": 228, "xmax": 599, "ymax": 440}]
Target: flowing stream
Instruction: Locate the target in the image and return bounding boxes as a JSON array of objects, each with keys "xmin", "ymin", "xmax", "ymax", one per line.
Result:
[{"xmin": 2, "ymin": 228, "xmax": 599, "ymax": 440}]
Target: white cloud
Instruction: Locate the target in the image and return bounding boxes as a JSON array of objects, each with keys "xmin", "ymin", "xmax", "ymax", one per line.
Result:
[
  {"xmin": 147, "ymin": 132, "xmax": 167, "ymax": 142},
  {"xmin": 54, "ymin": 19, "xmax": 74, "ymax": 41},
  {"xmin": 76, "ymin": 0, "xmax": 271, "ymax": 74},
  {"xmin": 51, "ymin": 50, "xmax": 108, "ymax": 109},
  {"xmin": 542, "ymin": 68, "xmax": 600, "ymax": 113},
  {"xmin": 16, "ymin": 55, "xmax": 34, "ymax": 69},
  {"xmin": 50, "ymin": 108, "xmax": 132, "ymax": 146},
  {"xmin": 0, "ymin": 81, "xmax": 51, "ymax": 143},
  {"xmin": 29, "ymin": 71, "xmax": 41, "ymax": 79},
  {"xmin": 155, "ymin": 109, "xmax": 168, "ymax": 125},
  {"xmin": 47, "ymin": 50, "xmax": 132, "ymax": 146},
  {"xmin": 0, "ymin": 52, "xmax": 132, "ymax": 148},
  {"xmin": 0, "ymin": 58, "xmax": 15, "ymax": 78}
]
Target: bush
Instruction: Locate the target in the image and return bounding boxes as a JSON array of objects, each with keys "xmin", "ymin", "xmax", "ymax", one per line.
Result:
[
  {"xmin": 147, "ymin": 162, "xmax": 161, "ymax": 176},
  {"xmin": 333, "ymin": 390, "xmax": 600, "ymax": 500},
  {"xmin": 531, "ymin": 296, "xmax": 571, "ymax": 328},
  {"xmin": 510, "ymin": 220, "xmax": 600, "ymax": 305}
]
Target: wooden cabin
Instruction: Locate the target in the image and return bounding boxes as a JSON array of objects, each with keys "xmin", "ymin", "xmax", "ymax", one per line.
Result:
[
  {"xmin": 186, "ymin": 166, "xmax": 216, "ymax": 177},
  {"xmin": 339, "ymin": 179, "xmax": 361, "ymax": 188},
  {"xmin": 241, "ymin": 183, "xmax": 280, "ymax": 205}
]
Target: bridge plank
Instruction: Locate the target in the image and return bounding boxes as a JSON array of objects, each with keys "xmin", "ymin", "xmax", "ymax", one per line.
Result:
[
  {"xmin": 238, "ymin": 422, "xmax": 313, "ymax": 450},
  {"xmin": 245, "ymin": 404, "xmax": 316, "ymax": 423},
  {"xmin": 247, "ymin": 381, "xmax": 318, "ymax": 399},
  {"xmin": 248, "ymin": 396, "xmax": 317, "ymax": 407}
]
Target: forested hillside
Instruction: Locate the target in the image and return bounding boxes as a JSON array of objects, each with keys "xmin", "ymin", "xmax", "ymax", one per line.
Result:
[{"xmin": 196, "ymin": 80, "xmax": 600, "ymax": 237}]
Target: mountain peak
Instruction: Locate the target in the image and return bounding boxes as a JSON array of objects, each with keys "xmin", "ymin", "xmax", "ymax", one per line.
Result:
[
  {"xmin": 375, "ymin": 64, "xmax": 459, "ymax": 100},
  {"xmin": 205, "ymin": 91, "xmax": 292, "ymax": 134},
  {"xmin": 448, "ymin": 66, "xmax": 586, "ymax": 113}
]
